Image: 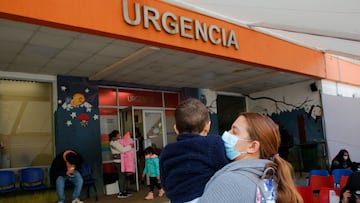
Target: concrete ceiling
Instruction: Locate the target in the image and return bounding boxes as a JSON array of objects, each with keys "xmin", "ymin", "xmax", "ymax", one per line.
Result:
[{"xmin": 3, "ymin": 0, "xmax": 342, "ymax": 94}]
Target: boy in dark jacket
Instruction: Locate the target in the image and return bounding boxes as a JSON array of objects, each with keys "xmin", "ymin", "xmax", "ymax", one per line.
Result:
[{"xmin": 159, "ymin": 98, "xmax": 229, "ymax": 203}]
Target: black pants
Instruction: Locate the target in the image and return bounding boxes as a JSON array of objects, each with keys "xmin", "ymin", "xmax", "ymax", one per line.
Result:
[
  {"xmin": 114, "ymin": 163, "xmax": 128, "ymax": 194},
  {"xmin": 149, "ymin": 177, "xmax": 161, "ymax": 192}
]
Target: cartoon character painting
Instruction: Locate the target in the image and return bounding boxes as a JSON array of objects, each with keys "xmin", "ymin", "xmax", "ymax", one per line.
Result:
[
  {"xmin": 59, "ymin": 89, "xmax": 97, "ymax": 127},
  {"xmin": 71, "ymin": 93, "xmax": 86, "ymax": 107}
]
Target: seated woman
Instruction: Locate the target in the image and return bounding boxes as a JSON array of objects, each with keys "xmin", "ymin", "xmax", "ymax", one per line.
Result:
[{"xmin": 331, "ymin": 149, "xmax": 354, "ymax": 172}]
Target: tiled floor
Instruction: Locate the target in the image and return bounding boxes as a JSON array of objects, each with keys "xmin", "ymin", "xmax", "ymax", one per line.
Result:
[
  {"xmin": 83, "ymin": 174, "xmax": 308, "ymax": 203},
  {"xmin": 84, "ymin": 185, "xmax": 169, "ymax": 203}
]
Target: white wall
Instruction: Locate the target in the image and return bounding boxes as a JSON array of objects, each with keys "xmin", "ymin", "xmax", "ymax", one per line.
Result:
[
  {"xmin": 321, "ymin": 80, "xmax": 360, "ymax": 164},
  {"xmin": 321, "ymin": 80, "xmax": 360, "ymax": 97}
]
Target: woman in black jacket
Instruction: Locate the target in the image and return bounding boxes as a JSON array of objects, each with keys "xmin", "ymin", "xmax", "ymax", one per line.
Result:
[{"xmin": 330, "ymin": 149, "xmax": 354, "ymax": 172}]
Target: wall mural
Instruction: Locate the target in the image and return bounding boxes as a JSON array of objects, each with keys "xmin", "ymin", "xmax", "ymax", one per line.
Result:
[
  {"xmin": 55, "ymin": 76, "xmax": 101, "ymax": 161},
  {"xmin": 58, "ymin": 84, "xmax": 99, "ymax": 128},
  {"xmin": 245, "ymin": 82, "xmax": 327, "ymax": 172},
  {"xmin": 246, "ymin": 94, "xmax": 324, "ymax": 144}
]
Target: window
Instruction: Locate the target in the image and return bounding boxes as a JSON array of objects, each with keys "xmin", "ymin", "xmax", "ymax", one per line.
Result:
[{"xmin": 0, "ymin": 79, "xmax": 54, "ymax": 168}]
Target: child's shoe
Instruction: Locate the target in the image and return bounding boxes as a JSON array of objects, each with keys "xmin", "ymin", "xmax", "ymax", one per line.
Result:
[
  {"xmin": 71, "ymin": 198, "xmax": 83, "ymax": 203},
  {"xmin": 145, "ymin": 191, "xmax": 154, "ymax": 200},
  {"xmin": 158, "ymin": 188, "xmax": 165, "ymax": 197}
]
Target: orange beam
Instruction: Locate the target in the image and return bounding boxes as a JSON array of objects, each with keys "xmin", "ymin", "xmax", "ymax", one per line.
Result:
[
  {"xmin": 0, "ymin": 0, "xmax": 326, "ymax": 78},
  {"xmin": 325, "ymin": 54, "xmax": 360, "ymax": 86}
]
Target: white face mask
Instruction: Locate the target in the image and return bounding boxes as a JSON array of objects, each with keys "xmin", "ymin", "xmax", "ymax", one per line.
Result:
[{"xmin": 343, "ymin": 156, "xmax": 348, "ymax": 160}]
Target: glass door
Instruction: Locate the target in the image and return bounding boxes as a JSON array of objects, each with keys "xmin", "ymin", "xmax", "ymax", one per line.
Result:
[
  {"xmin": 142, "ymin": 110, "xmax": 166, "ymax": 153},
  {"xmin": 119, "ymin": 107, "xmax": 140, "ymax": 192}
]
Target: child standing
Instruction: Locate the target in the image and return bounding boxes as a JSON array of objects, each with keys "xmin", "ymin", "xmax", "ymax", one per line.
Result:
[{"xmin": 142, "ymin": 146, "xmax": 165, "ymax": 200}]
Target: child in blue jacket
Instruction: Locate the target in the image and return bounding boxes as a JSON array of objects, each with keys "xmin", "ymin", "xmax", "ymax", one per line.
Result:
[{"xmin": 142, "ymin": 146, "xmax": 165, "ymax": 200}]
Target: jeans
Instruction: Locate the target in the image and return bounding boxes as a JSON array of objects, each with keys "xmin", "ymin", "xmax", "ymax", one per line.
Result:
[{"xmin": 56, "ymin": 170, "xmax": 83, "ymax": 202}]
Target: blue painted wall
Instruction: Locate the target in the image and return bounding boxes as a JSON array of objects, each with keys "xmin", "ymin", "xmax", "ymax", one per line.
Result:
[
  {"xmin": 270, "ymin": 108, "xmax": 324, "ymax": 144},
  {"xmin": 55, "ymin": 75, "xmax": 103, "ymax": 193}
]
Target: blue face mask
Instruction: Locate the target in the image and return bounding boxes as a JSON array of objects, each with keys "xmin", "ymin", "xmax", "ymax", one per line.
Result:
[{"xmin": 222, "ymin": 131, "xmax": 241, "ymax": 160}]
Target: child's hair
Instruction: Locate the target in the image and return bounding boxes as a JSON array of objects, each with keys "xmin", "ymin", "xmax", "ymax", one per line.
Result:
[
  {"xmin": 144, "ymin": 146, "xmax": 154, "ymax": 155},
  {"xmin": 175, "ymin": 98, "xmax": 209, "ymax": 134}
]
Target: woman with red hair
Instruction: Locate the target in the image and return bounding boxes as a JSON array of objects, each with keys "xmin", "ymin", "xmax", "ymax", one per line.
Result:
[{"xmin": 199, "ymin": 113, "xmax": 303, "ymax": 203}]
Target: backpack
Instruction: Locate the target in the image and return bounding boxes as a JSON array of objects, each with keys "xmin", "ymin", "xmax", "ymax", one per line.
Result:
[
  {"xmin": 255, "ymin": 177, "xmax": 276, "ymax": 203},
  {"xmin": 243, "ymin": 168, "xmax": 277, "ymax": 203}
]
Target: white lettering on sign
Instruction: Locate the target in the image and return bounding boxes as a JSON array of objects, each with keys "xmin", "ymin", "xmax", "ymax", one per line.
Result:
[{"xmin": 122, "ymin": 0, "xmax": 239, "ymax": 50}]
